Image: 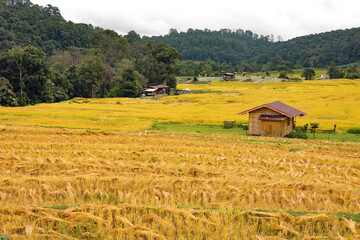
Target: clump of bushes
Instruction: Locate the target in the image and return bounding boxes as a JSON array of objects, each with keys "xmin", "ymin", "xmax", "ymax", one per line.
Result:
[
  {"xmin": 347, "ymin": 127, "xmax": 360, "ymax": 134},
  {"xmin": 286, "ymin": 128, "xmax": 308, "ymax": 139},
  {"xmin": 287, "ymin": 77, "xmax": 302, "ymax": 82},
  {"xmin": 223, "ymin": 121, "xmax": 236, "ymax": 129}
]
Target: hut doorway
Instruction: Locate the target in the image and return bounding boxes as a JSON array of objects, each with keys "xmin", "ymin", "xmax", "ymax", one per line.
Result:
[
  {"xmin": 261, "ymin": 121, "xmax": 282, "ymax": 137},
  {"xmin": 262, "ymin": 121, "xmax": 272, "ymax": 136}
]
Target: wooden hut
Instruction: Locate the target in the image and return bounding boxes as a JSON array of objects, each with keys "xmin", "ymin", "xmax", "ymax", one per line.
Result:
[
  {"xmin": 145, "ymin": 84, "xmax": 170, "ymax": 96},
  {"xmin": 238, "ymin": 101, "xmax": 306, "ymax": 137},
  {"xmin": 222, "ymin": 72, "xmax": 235, "ymax": 81}
]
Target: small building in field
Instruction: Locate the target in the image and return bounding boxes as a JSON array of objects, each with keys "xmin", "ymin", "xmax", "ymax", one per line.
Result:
[
  {"xmin": 144, "ymin": 88, "xmax": 157, "ymax": 96},
  {"xmin": 222, "ymin": 72, "xmax": 235, "ymax": 81},
  {"xmin": 317, "ymin": 75, "xmax": 330, "ymax": 80},
  {"xmin": 238, "ymin": 101, "xmax": 306, "ymax": 137},
  {"xmin": 144, "ymin": 84, "xmax": 170, "ymax": 96}
]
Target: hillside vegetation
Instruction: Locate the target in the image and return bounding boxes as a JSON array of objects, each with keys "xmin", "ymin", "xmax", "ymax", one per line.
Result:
[
  {"xmin": 0, "ymin": 0, "xmax": 182, "ymax": 107},
  {"xmin": 146, "ymin": 27, "xmax": 360, "ymax": 68},
  {"xmin": 0, "ymin": 0, "xmax": 97, "ymax": 53},
  {"xmin": 145, "ymin": 29, "xmax": 271, "ymax": 65},
  {"xmin": 2, "ymin": 0, "xmax": 360, "ymax": 72}
]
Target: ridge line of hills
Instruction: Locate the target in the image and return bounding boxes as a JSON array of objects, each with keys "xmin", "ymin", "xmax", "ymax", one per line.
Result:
[{"xmin": 1, "ymin": 0, "xmax": 360, "ymax": 68}]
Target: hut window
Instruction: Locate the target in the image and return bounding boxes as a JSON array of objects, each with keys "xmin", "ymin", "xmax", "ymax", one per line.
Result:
[{"xmin": 287, "ymin": 118, "xmax": 290, "ymax": 126}]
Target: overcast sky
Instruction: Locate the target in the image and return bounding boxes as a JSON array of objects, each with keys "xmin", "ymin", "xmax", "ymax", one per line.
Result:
[{"xmin": 30, "ymin": 0, "xmax": 360, "ymax": 40}]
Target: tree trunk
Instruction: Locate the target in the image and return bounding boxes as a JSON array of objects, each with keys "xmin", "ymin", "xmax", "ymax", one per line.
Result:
[{"xmin": 19, "ymin": 68, "xmax": 23, "ymax": 99}]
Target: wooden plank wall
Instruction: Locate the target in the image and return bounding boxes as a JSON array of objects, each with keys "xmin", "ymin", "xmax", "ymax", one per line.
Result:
[{"xmin": 248, "ymin": 108, "xmax": 280, "ymax": 135}]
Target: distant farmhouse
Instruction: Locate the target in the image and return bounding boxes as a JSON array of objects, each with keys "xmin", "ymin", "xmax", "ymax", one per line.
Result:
[
  {"xmin": 317, "ymin": 75, "xmax": 330, "ymax": 80},
  {"xmin": 144, "ymin": 84, "xmax": 170, "ymax": 96},
  {"xmin": 238, "ymin": 101, "xmax": 306, "ymax": 137},
  {"xmin": 222, "ymin": 72, "xmax": 235, "ymax": 81}
]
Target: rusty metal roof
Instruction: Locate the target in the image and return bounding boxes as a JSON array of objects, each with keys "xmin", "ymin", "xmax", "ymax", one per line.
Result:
[
  {"xmin": 222, "ymin": 72, "xmax": 235, "ymax": 76},
  {"xmin": 149, "ymin": 84, "xmax": 169, "ymax": 88},
  {"xmin": 259, "ymin": 114, "xmax": 286, "ymax": 121},
  {"xmin": 144, "ymin": 88, "xmax": 157, "ymax": 92},
  {"xmin": 238, "ymin": 101, "xmax": 306, "ymax": 118}
]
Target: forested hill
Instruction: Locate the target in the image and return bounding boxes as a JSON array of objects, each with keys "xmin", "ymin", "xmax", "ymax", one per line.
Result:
[
  {"xmin": 144, "ymin": 29, "xmax": 272, "ymax": 65},
  {"xmin": 0, "ymin": 0, "xmax": 182, "ymax": 107},
  {"xmin": 272, "ymin": 28, "xmax": 360, "ymax": 67},
  {"xmin": 0, "ymin": 0, "xmax": 98, "ymax": 53},
  {"xmin": 145, "ymin": 28, "xmax": 360, "ymax": 68},
  {"xmin": 2, "ymin": 0, "xmax": 360, "ymax": 68}
]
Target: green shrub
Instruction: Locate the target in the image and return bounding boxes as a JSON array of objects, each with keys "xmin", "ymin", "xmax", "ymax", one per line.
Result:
[
  {"xmin": 223, "ymin": 121, "xmax": 236, "ymax": 129},
  {"xmin": 286, "ymin": 128, "xmax": 308, "ymax": 139},
  {"xmin": 347, "ymin": 127, "xmax": 360, "ymax": 134},
  {"xmin": 240, "ymin": 123, "xmax": 249, "ymax": 130},
  {"xmin": 0, "ymin": 233, "xmax": 10, "ymax": 240}
]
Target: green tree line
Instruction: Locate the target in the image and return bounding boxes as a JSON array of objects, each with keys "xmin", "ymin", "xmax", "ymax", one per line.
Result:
[
  {"xmin": 1, "ymin": 0, "xmax": 360, "ymax": 108},
  {"xmin": 147, "ymin": 27, "xmax": 360, "ymax": 69},
  {"xmin": 0, "ymin": 29, "xmax": 181, "ymax": 106},
  {"xmin": 0, "ymin": 0, "xmax": 97, "ymax": 53}
]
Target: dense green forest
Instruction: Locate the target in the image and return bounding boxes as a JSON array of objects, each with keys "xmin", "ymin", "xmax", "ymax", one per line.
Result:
[
  {"xmin": 0, "ymin": 0, "xmax": 97, "ymax": 53},
  {"xmin": 1, "ymin": 0, "xmax": 360, "ymax": 107},
  {"xmin": 0, "ymin": 0, "xmax": 180, "ymax": 106},
  {"xmin": 146, "ymin": 27, "xmax": 360, "ymax": 69},
  {"xmin": 145, "ymin": 28, "xmax": 272, "ymax": 65}
]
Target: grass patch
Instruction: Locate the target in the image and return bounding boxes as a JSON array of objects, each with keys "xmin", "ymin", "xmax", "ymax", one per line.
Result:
[
  {"xmin": 0, "ymin": 233, "xmax": 10, "ymax": 240},
  {"xmin": 306, "ymin": 131, "xmax": 360, "ymax": 142},
  {"xmin": 347, "ymin": 127, "xmax": 360, "ymax": 134},
  {"xmin": 289, "ymin": 148, "xmax": 304, "ymax": 152},
  {"xmin": 150, "ymin": 122, "xmax": 360, "ymax": 142},
  {"xmin": 150, "ymin": 122, "xmax": 246, "ymax": 135},
  {"xmin": 43, "ymin": 205, "xmax": 79, "ymax": 210}
]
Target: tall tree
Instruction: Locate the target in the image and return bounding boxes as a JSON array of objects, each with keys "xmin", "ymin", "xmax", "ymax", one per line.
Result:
[
  {"xmin": 327, "ymin": 62, "xmax": 338, "ymax": 79},
  {"xmin": 8, "ymin": 46, "xmax": 25, "ymax": 98},
  {"xmin": 107, "ymin": 68, "xmax": 140, "ymax": 98},
  {"xmin": 0, "ymin": 77, "xmax": 18, "ymax": 106},
  {"xmin": 64, "ymin": 65, "xmax": 80, "ymax": 98},
  {"xmin": 118, "ymin": 68, "xmax": 140, "ymax": 97},
  {"xmin": 0, "ymin": 45, "xmax": 49, "ymax": 105},
  {"xmin": 140, "ymin": 41, "xmax": 181, "ymax": 88},
  {"xmin": 89, "ymin": 30, "xmax": 129, "ymax": 66},
  {"xmin": 301, "ymin": 68, "xmax": 315, "ymax": 80},
  {"xmin": 78, "ymin": 55, "xmax": 106, "ymax": 98}
]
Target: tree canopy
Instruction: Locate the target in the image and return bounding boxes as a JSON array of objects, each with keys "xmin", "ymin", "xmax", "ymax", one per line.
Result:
[
  {"xmin": 0, "ymin": 0, "xmax": 96, "ymax": 53},
  {"xmin": 145, "ymin": 27, "xmax": 360, "ymax": 68},
  {"xmin": 0, "ymin": 0, "xmax": 182, "ymax": 106},
  {"xmin": 1, "ymin": 0, "xmax": 360, "ymax": 107}
]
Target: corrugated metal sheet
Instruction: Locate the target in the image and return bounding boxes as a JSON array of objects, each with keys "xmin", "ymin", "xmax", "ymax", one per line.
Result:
[
  {"xmin": 149, "ymin": 84, "xmax": 169, "ymax": 88},
  {"xmin": 258, "ymin": 114, "xmax": 286, "ymax": 121},
  {"xmin": 266, "ymin": 101, "xmax": 306, "ymax": 117},
  {"xmin": 145, "ymin": 88, "xmax": 157, "ymax": 92},
  {"xmin": 238, "ymin": 101, "xmax": 306, "ymax": 117}
]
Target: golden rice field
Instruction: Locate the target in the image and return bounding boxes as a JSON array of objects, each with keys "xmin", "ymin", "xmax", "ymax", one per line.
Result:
[
  {"xmin": 0, "ymin": 79, "xmax": 359, "ymax": 132},
  {"xmin": 0, "ymin": 79, "xmax": 360, "ymax": 239},
  {"xmin": 0, "ymin": 125, "xmax": 359, "ymax": 239}
]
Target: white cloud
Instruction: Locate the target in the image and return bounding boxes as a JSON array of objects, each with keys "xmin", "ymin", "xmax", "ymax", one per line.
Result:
[{"xmin": 31, "ymin": 0, "xmax": 360, "ymax": 40}]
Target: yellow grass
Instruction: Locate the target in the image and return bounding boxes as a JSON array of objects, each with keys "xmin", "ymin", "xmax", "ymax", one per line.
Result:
[
  {"xmin": 0, "ymin": 125, "xmax": 359, "ymax": 238},
  {"xmin": 0, "ymin": 79, "xmax": 359, "ymax": 131},
  {"xmin": 0, "ymin": 79, "xmax": 360, "ymax": 238},
  {"xmin": 178, "ymin": 79, "xmax": 360, "ymax": 130}
]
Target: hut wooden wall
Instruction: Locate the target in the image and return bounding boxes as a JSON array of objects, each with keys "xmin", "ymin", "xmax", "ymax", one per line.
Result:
[
  {"xmin": 248, "ymin": 108, "xmax": 279, "ymax": 135},
  {"xmin": 283, "ymin": 117, "xmax": 294, "ymax": 136},
  {"xmin": 261, "ymin": 121, "xmax": 283, "ymax": 137}
]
